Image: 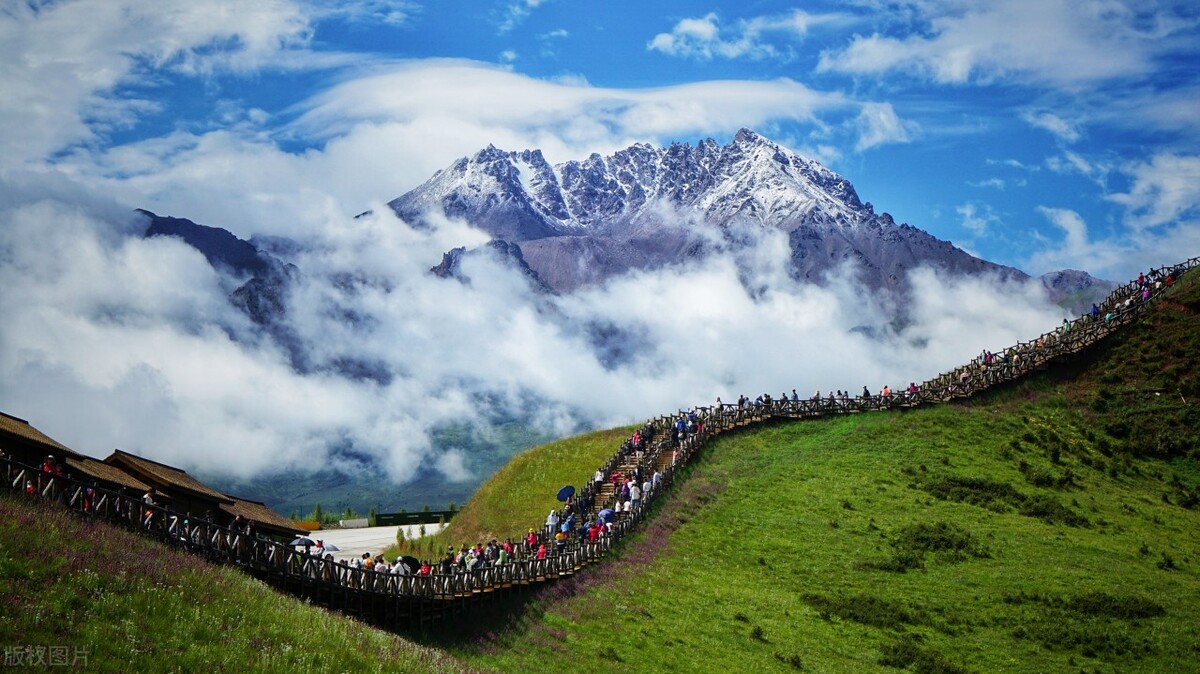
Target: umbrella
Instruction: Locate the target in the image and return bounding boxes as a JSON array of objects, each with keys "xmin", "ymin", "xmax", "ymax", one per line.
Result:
[
  {"xmin": 289, "ymin": 536, "xmax": 316, "ymax": 547},
  {"xmin": 400, "ymin": 555, "xmax": 421, "ymax": 573},
  {"xmin": 556, "ymin": 484, "xmax": 575, "ymax": 502},
  {"xmin": 598, "ymin": 508, "xmax": 615, "ymax": 523},
  {"xmin": 320, "ymin": 543, "xmax": 340, "ymax": 552}
]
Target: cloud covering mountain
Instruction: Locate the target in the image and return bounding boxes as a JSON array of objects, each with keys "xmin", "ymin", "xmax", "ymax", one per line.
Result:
[{"xmin": 0, "ymin": 136, "xmax": 1076, "ymax": 496}]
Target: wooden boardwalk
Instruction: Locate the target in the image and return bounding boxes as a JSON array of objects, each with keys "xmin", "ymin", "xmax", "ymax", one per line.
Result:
[{"xmin": 4, "ymin": 256, "xmax": 1196, "ymax": 631}]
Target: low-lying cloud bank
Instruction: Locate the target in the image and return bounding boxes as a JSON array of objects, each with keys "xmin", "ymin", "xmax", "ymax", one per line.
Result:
[{"xmin": 0, "ymin": 179, "xmax": 1068, "ymax": 484}]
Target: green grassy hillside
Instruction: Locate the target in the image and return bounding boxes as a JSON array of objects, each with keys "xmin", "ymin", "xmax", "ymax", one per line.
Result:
[
  {"xmin": 424, "ymin": 273, "xmax": 1200, "ymax": 673},
  {"xmin": 5, "ymin": 272, "xmax": 1198, "ymax": 673},
  {"xmin": 388, "ymin": 426, "xmax": 634, "ymax": 557},
  {"xmin": 0, "ymin": 494, "xmax": 473, "ymax": 673}
]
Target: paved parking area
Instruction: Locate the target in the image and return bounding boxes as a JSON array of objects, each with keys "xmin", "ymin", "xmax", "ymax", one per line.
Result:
[{"xmin": 302, "ymin": 523, "xmax": 446, "ymax": 562}]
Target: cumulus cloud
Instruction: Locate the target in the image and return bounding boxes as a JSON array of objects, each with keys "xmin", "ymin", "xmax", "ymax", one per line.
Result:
[
  {"xmin": 0, "ymin": 0, "xmax": 365, "ymax": 170},
  {"xmin": 817, "ymin": 0, "xmax": 1192, "ymax": 86},
  {"xmin": 1108, "ymin": 152, "xmax": 1200, "ymax": 230},
  {"xmin": 853, "ymin": 102, "xmax": 918, "ymax": 151},
  {"xmin": 648, "ymin": 9, "xmax": 843, "ymax": 61},
  {"xmin": 1026, "ymin": 204, "xmax": 1200, "ymax": 278},
  {"xmin": 0, "ymin": 173, "xmax": 1073, "ymax": 485}
]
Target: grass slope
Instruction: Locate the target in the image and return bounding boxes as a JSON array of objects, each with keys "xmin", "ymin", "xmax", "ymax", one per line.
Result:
[
  {"xmin": 387, "ymin": 426, "xmax": 634, "ymax": 558},
  {"xmin": 0, "ymin": 494, "xmax": 473, "ymax": 673},
  {"xmin": 425, "ymin": 273, "xmax": 1200, "ymax": 673}
]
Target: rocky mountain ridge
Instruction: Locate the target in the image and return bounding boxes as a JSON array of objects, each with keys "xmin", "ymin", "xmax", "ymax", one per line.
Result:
[{"xmin": 389, "ymin": 129, "xmax": 1066, "ymax": 299}]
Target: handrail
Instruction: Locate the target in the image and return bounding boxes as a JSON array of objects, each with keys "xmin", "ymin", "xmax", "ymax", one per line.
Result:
[{"xmin": 3, "ymin": 256, "xmax": 1195, "ymax": 629}]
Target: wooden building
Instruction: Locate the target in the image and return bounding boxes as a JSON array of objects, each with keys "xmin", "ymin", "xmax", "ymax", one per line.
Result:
[
  {"xmin": 104, "ymin": 448, "xmax": 234, "ymax": 519},
  {"xmin": 0, "ymin": 411, "xmax": 84, "ymax": 470},
  {"xmin": 2, "ymin": 410, "xmax": 306, "ymax": 542}
]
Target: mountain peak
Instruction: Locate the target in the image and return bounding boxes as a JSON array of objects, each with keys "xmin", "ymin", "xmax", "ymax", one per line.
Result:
[
  {"xmin": 387, "ymin": 131, "xmax": 1026, "ymax": 297},
  {"xmin": 732, "ymin": 127, "xmax": 765, "ymax": 145},
  {"xmin": 390, "ymin": 130, "xmax": 870, "ymax": 236}
]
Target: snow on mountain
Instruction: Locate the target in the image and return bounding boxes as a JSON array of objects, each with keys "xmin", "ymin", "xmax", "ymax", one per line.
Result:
[{"xmin": 390, "ymin": 128, "xmax": 1026, "ymax": 297}]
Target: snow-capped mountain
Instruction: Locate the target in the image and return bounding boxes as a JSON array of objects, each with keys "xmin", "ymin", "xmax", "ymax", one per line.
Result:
[{"xmin": 389, "ymin": 128, "xmax": 1027, "ymax": 296}]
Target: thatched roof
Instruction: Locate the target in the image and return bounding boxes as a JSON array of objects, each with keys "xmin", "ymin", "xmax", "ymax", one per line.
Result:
[{"xmin": 104, "ymin": 449, "xmax": 233, "ymax": 505}]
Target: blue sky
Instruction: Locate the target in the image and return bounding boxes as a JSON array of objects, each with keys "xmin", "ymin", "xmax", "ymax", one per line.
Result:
[
  {"xmin": 1, "ymin": 0, "xmax": 1197, "ymax": 280},
  {"xmin": 2, "ymin": 1, "xmax": 1199, "ymax": 481}
]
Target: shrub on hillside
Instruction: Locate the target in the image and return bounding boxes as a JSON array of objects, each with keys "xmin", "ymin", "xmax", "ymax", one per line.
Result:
[{"xmin": 859, "ymin": 521, "xmax": 989, "ymax": 573}]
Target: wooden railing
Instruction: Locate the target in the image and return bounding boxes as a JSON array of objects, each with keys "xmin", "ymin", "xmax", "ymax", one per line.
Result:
[{"xmin": 4, "ymin": 256, "xmax": 1196, "ymax": 630}]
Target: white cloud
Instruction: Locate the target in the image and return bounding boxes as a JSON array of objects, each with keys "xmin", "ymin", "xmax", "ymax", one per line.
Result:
[
  {"xmin": 853, "ymin": 101, "xmax": 917, "ymax": 151},
  {"xmin": 1026, "ymin": 204, "xmax": 1200, "ymax": 278},
  {"xmin": 648, "ymin": 9, "xmax": 843, "ymax": 61},
  {"xmin": 818, "ymin": 0, "xmax": 1191, "ymax": 87},
  {"xmin": 1021, "ymin": 111, "xmax": 1080, "ymax": 143},
  {"xmin": 498, "ymin": 0, "xmax": 551, "ymax": 34},
  {"xmin": 957, "ymin": 202, "xmax": 1001, "ymax": 236},
  {"xmin": 327, "ymin": 1, "xmax": 418, "ymax": 26},
  {"xmin": 1108, "ymin": 152, "xmax": 1200, "ymax": 230},
  {"xmin": 0, "ymin": 0, "xmax": 373, "ymax": 171},
  {"xmin": 968, "ymin": 178, "xmax": 1006, "ymax": 190},
  {"xmin": 987, "ymin": 158, "xmax": 1039, "ymax": 172},
  {"xmin": 1045, "ymin": 149, "xmax": 1112, "ymax": 187}
]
